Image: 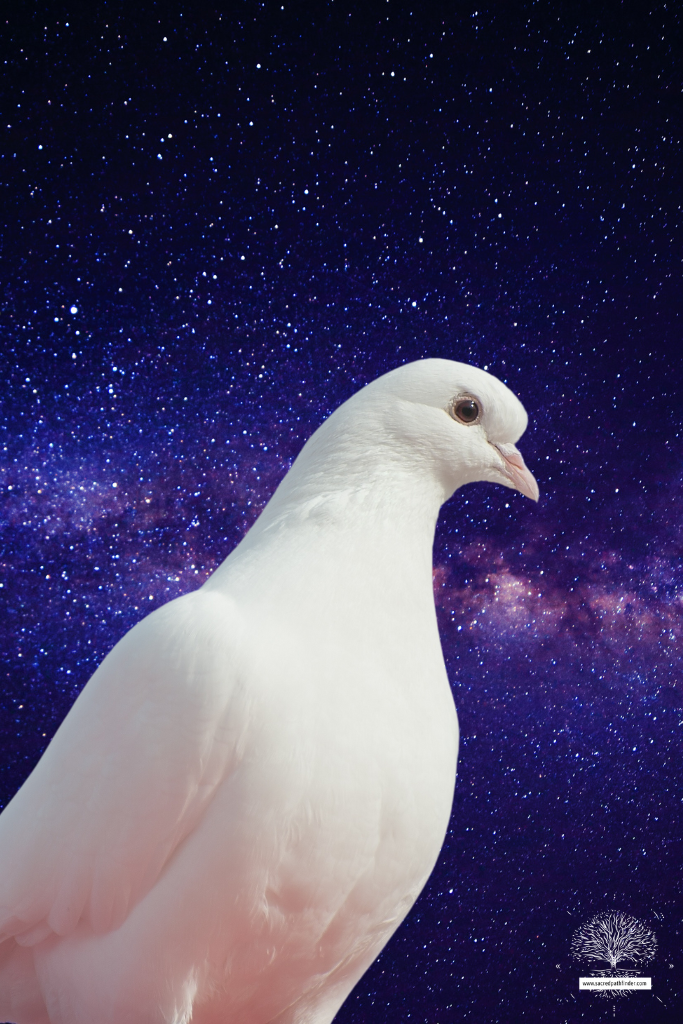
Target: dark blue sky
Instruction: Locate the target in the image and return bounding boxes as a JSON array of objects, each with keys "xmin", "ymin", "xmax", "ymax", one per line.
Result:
[{"xmin": 1, "ymin": 2, "xmax": 682, "ymax": 1021}]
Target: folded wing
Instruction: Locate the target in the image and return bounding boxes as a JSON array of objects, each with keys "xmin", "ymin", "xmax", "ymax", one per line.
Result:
[{"xmin": 0, "ymin": 588, "xmax": 243, "ymax": 943}]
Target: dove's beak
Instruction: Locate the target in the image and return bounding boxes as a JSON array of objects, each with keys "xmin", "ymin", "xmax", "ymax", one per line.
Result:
[{"xmin": 493, "ymin": 443, "xmax": 540, "ymax": 502}]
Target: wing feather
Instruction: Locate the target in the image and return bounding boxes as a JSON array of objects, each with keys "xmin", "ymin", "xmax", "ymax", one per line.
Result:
[{"xmin": 0, "ymin": 588, "xmax": 243, "ymax": 942}]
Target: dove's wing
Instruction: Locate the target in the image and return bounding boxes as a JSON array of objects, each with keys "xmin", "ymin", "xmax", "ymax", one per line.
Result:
[{"xmin": 0, "ymin": 588, "xmax": 243, "ymax": 944}]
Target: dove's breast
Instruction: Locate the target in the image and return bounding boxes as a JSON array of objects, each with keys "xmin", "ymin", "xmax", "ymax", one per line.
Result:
[{"xmin": 225, "ymin": 592, "xmax": 459, "ymax": 932}]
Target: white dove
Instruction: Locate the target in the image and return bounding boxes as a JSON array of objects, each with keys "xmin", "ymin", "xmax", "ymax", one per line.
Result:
[{"xmin": 0, "ymin": 358, "xmax": 538, "ymax": 1024}]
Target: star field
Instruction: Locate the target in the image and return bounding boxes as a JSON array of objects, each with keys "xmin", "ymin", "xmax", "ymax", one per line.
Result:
[{"xmin": 1, "ymin": 2, "xmax": 683, "ymax": 1022}]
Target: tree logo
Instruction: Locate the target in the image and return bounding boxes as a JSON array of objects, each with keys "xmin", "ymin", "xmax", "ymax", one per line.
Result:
[{"xmin": 570, "ymin": 911, "xmax": 656, "ymax": 1000}]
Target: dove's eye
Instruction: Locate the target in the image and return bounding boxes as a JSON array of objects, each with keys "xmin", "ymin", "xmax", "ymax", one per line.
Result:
[{"xmin": 451, "ymin": 397, "xmax": 481, "ymax": 425}]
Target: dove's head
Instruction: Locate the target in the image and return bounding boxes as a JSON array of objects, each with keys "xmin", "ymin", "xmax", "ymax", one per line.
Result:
[
  {"xmin": 261, "ymin": 359, "xmax": 538, "ymax": 533},
  {"xmin": 337, "ymin": 358, "xmax": 539, "ymax": 504}
]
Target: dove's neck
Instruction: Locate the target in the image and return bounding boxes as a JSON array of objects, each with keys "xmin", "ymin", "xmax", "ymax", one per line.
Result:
[{"xmin": 206, "ymin": 425, "xmax": 450, "ymax": 613}]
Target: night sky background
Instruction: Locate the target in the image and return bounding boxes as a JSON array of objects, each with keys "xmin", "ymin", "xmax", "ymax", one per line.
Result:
[{"xmin": 1, "ymin": 1, "xmax": 682, "ymax": 1021}]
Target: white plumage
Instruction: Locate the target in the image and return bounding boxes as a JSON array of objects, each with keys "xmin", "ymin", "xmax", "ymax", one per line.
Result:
[{"xmin": 0, "ymin": 358, "xmax": 538, "ymax": 1024}]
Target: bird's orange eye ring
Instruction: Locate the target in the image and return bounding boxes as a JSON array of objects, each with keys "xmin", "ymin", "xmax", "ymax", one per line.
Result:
[{"xmin": 451, "ymin": 396, "xmax": 481, "ymax": 425}]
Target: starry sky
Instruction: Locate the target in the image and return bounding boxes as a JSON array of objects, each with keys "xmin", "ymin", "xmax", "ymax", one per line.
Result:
[{"xmin": 1, "ymin": 1, "xmax": 682, "ymax": 1021}]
